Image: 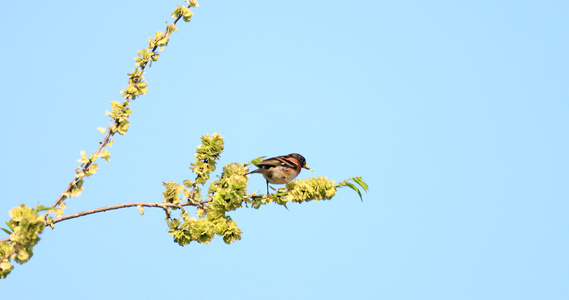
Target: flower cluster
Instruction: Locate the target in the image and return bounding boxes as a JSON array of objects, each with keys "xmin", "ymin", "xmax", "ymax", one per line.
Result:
[{"xmin": 1, "ymin": 205, "xmax": 47, "ymax": 278}]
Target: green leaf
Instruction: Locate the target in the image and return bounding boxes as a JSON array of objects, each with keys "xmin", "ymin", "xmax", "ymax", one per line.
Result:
[
  {"xmin": 70, "ymin": 179, "xmax": 84, "ymax": 197},
  {"xmin": 183, "ymin": 179, "xmax": 193, "ymax": 188},
  {"xmin": 353, "ymin": 177, "xmax": 369, "ymax": 192},
  {"xmin": 87, "ymin": 164, "xmax": 99, "ymax": 176},
  {"xmin": 0, "ymin": 260, "xmax": 12, "ymax": 271},
  {"xmin": 54, "ymin": 208, "xmax": 63, "ymax": 217},
  {"xmin": 245, "ymin": 156, "xmax": 266, "ymax": 166},
  {"xmin": 99, "ymin": 149, "xmax": 111, "ymax": 162},
  {"xmin": 46, "ymin": 217, "xmax": 54, "ymax": 229},
  {"xmin": 182, "ymin": 8, "xmax": 193, "ymax": 22},
  {"xmin": 343, "ymin": 181, "xmax": 363, "ymax": 201},
  {"xmin": 16, "ymin": 249, "xmax": 30, "ymax": 262},
  {"xmin": 171, "ymin": 6, "xmax": 182, "ymax": 18},
  {"xmin": 162, "ymin": 180, "xmax": 183, "ymax": 204},
  {"xmin": 4, "ymin": 221, "xmax": 14, "ymax": 231},
  {"xmin": 36, "ymin": 205, "xmax": 53, "ymax": 212},
  {"xmin": 77, "ymin": 150, "xmax": 90, "ymax": 163},
  {"xmin": 155, "ymin": 30, "xmax": 163, "ymax": 40},
  {"xmin": 117, "ymin": 120, "xmax": 130, "ymax": 135},
  {"xmin": 336, "ymin": 177, "xmax": 368, "ymax": 201},
  {"xmin": 1, "ymin": 228, "xmax": 12, "ymax": 235}
]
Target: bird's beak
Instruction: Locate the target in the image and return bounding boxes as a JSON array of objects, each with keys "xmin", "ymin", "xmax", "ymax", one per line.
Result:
[{"xmin": 303, "ymin": 165, "xmax": 313, "ymax": 171}]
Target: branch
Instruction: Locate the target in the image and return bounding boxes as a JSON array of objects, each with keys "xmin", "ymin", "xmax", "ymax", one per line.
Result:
[
  {"xmin": 51, "ymin": 130, "xmax": 114, "ymax": 209},
  {"xmin": 0, "ymin": 199, "xmax": 211, "ymax": 244},
  {"xmin": 1, "ymin": 1, "xmax": 201, "ymax": 279},
  {"xmin": 49, "ymin": 2, "xmax": 192, "ymax": 212},
  {"xmin": 52, "ymin": 200, "xmax": 211, "ymax": 224}
]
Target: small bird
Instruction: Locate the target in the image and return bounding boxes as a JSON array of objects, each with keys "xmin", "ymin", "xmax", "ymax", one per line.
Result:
[{"xmin": 247, "ymin": 153, "xmax": 311, "ymax": 195}]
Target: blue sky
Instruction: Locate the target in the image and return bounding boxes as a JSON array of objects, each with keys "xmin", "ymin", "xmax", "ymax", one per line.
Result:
[{"xmin": 1, "ymin": 0, "xmax": 568, "ymax": 299}]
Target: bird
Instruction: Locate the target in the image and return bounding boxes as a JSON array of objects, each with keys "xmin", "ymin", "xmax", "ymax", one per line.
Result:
[{"xmin": 246, "ymin": 153, "xmax": 311, "ymax": 195}]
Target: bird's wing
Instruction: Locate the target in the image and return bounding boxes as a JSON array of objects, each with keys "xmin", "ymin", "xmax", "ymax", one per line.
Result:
[{"xmin": 256, "ymin": 156, "xmax": 298, "ymax": 169}]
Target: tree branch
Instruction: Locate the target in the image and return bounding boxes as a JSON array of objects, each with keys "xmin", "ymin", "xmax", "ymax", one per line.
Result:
[
  {"xmin": 51, "ymin": 130, "xmax": 115, "ymax": 210},
  {"xmin": 52, "ymin": 200, "xmax": 211, "ymax": 225},
  {"xmin": 0, "ymin": 199, "xmax": 211, "ymax": 244},
  {"xmin": 49, "ymin": 3, "xmax": 191, "ymax": 212}
]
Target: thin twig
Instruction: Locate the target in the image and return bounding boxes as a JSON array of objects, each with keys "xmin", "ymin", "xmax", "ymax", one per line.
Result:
[
  {"xmin": 51, "ymin": 129, "xmax": 114, "ymax": 209},
  {"xmin": 0, "ymin": 199, "xmax": 211, "ymax": 243},
  {"xmin": 48, "ymin": 3, "xmax": 190, "ymax": 213},
  {"xmin": 51, "ymin": 200, "xmax": 211, "ymax": 225}
]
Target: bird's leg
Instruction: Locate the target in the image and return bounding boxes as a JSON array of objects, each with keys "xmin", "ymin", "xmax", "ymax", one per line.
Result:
[{"xmin": 266, "ymin": 180, "xmax": 270, "ymax": 195}]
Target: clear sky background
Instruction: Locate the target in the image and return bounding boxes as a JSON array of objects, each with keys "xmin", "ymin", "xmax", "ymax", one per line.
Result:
[{"xmin": 1, "ymin": 0, "xmax": 568, "ymax": 299}]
